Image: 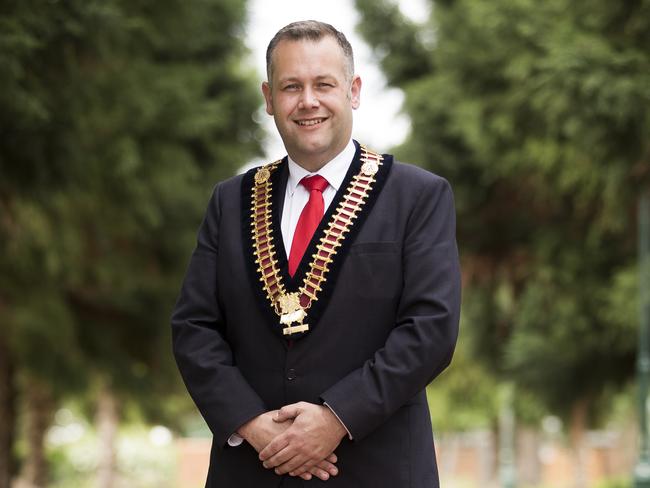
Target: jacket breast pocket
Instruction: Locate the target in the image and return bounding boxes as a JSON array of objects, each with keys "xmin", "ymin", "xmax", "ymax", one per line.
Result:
[{"xmin": 346, "ymin": 242, "xmax": 402, "ymax": 300}]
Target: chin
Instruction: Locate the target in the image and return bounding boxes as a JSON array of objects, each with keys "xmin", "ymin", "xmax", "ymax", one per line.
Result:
[{"xmin": 296, "ymin": 138, "xmax": 329, "ymax": 154}]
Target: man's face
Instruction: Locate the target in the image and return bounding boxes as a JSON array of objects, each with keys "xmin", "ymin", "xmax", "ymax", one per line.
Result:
[{"xmin": 262, "ymin": 37, "xmax": 361, "ymax": 170}]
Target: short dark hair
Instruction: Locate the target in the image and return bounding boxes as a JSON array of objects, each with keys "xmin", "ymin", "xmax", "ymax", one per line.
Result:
[{"xmin": 265, "ymin": 20, "xmax": 355, "ymax": 83}]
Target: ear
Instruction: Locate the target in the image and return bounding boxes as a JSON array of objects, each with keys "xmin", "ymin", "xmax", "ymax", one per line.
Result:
[
  {"xmin": 350, "ymin": 75, "xmax": 361, "ymax": 110},
  {"xmin": 262, "ymin": 81, "xmax": 274, "ymax": 115}
]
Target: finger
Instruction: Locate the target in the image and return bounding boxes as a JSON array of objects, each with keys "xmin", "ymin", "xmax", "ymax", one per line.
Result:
[
  {"xmin": 289, "ymin": 453, "xmax": 339, "ymax": 479},
  {"xmin": 289, "ymin": 463, "xmax": 311, "ymax": 477},
  {"xmin": 316, "ymin": 459, "xmax": 339, "ymax": 477},
  {"xmin": 291, "ymin": 457, "xmax": 337, "ymax": 478},
  {"xmin": 326, "ymin": 453, "xmax": 338, "ymax": 464},
  {"xmin": 274, "ymin": 402, "xmax": 303, "ymax": 423},
  {"xmin": 263, "ymin": 445, "xmax": 295, "ymax": 469},
  {"xmin": 307, "ymin": 467, "xmax": 330, "ymax": 481},
  {"xmin": 289, "ymin": 466, "xmax": 331, "ymax": 481},
  {"xmin": 275, "ymin": 453, "xmax": 310, "ymax": 475},
  {"xmin": 259, "ymin": 435, "xmax": 290, "ymax": 462},
  {"xmin": 289, "ymin": 462, "xmax": 329, "ymax": 481}
]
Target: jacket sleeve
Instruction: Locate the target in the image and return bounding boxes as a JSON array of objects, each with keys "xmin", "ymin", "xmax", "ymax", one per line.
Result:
[
  {"xmin": 171, "ymin": 183, "xmax": 267, "ymax": 447},
  {"xmin": 320, "ymin": 175, "xmax": 461, "ymax": 441}
]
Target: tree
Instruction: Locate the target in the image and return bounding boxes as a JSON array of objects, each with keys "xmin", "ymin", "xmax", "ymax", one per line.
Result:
[
  {"xmin": 0, "ymin": 0, "xmax": 261, "ymax": 485},
  {"xmin": 355, "ymin": 0, "xmax": 648, "ymax": 473}
]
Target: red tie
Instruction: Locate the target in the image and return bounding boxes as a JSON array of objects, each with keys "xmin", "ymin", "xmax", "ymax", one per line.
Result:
[{"xmin": 288, "ymin": 175, "xmax": 329, "ymax": 277}]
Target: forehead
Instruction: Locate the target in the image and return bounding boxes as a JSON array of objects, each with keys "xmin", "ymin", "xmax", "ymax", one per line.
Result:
[{"xmin": 270, "ymin": 37, "xmax": 348, "ymax": 82}]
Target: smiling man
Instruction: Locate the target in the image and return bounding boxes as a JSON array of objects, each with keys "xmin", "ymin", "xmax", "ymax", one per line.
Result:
[
  {"xmin": 172, "ymin": 21, "xmax": 461, "ymax": 487},
  {"xmin": 261, "ymin": 33, "xmax": 360, "ymax": 172}
]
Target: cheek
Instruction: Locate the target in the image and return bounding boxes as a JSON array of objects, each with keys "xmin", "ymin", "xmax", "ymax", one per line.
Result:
[
  {"xmin": 322, "ymin": 92, "xmax": 349, "ymax": 111},
  {"xmin": 274, "ymin": 94, "xmax": 298, "ymax": 113}
]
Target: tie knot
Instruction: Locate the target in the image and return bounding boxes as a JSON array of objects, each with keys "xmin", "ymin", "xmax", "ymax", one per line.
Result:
[{"xmin": 300, "ymin": 175, "xmax": 329, "ymax": 193}]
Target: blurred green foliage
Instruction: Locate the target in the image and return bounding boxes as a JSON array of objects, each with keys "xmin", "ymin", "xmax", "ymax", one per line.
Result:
[
  {"xmin": 594, "ymin": 479, "xmax": 632, "ymax": 488},
  {"xmin": 356, "ymin": 0, "xmax": 649, "ymax": 425},
  {"xmin": 0, "ymin": 0, "xmax": 260, "ymax": 451}
]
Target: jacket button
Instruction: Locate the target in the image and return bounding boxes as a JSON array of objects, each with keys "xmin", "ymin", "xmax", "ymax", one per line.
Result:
[{"xmin": 287, "ymin": 369, "xmax": 297, "ymax": 381}]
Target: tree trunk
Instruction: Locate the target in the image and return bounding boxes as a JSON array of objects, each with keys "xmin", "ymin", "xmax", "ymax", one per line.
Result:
[
  {"xmin": 0, "ymin": 334, "xmax": 16, "ymax": 488},
  {"xmin": 568, "ymin": 398, "xmax": 590, "ymax": 488},
  {"xmin": 95, "ymin": 384, "xmax": 119, "ymax": 488},
  {"xmin": 21, "ymin": 377, "xmax": 54, "ymax": 488}
]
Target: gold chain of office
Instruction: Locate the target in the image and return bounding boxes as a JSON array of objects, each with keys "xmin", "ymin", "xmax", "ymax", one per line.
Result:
[{"xmin": 250, "ymin": 146, "xmax": 383, "ymax": 336}]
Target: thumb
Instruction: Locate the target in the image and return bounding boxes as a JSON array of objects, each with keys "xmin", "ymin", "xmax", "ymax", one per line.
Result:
[{"xmin": 274, "ymin": 402, "xmax": 302, "ymax": 422}]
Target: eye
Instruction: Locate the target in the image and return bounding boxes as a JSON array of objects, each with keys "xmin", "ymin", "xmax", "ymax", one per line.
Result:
[
  {"xmin": 317, "ymin": 82, "xmax": 334, "ymax": 89},
  {"xmin": 282, "ymin": 84, "xmax": 300, "ymax": 91}
]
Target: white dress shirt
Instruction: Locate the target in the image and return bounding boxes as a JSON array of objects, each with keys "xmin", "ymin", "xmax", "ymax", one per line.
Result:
[
  {"xmin": 280, "ymin": 139, "xmax": 356, "ymax": 255},
  {"xmin": 228, "ymin": 139, "xmax": 356, "ymax": 447}
]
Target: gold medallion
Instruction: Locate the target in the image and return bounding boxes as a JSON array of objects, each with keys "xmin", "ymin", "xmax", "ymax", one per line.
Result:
[
  {"xmin": 361, "ymin": 161, "xmax": 379, "ymax": 176},
  {"xmin": 255, "ymin": 167, "xmax": 271, "ymax": 185},
  {"xmin": 277, "ymin": 292, "xmax": 309, "ymax": 335}
]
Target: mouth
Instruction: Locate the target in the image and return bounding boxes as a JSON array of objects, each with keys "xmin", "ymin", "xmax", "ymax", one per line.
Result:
[{"xmin": 294, "ymin": 117, "xmax": 327, "ymax": 127}]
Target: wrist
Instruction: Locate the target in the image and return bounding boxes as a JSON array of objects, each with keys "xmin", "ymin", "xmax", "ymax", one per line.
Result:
[
  {"xmin": 237, "ymin": 414, "xmax": 262, "ymax": 440},
  {"xmin": 322, "ymin": 402, "xmax": 352, "ymax": 440},
  {"xmin": 323, "ymin": 406, "xmax": 347, "ymax": 440}
]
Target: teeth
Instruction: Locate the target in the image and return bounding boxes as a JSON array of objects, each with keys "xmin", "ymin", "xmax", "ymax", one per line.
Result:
[{"xmin": 297, "ymin": 118, "xmax": 324, "ymax": 126}]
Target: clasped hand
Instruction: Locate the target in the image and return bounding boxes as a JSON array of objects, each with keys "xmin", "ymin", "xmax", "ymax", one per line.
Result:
[{"xmin": 239, "ymin": 402, "xmax": 347, "ymax": 481}]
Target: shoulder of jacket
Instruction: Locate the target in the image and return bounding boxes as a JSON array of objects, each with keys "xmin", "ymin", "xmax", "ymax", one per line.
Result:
[{"xmin": 390, "ymin": 160, "xmax": 450, "ymax": 190}]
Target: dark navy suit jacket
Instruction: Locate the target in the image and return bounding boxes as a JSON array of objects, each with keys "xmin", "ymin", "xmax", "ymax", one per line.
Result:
[{"xmin": 172, "ymin": 142, "xmax": 461, "ymax": 487}]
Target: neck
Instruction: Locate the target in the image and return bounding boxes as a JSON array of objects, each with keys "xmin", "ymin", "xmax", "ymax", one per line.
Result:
[
  {"xmin": 291, "ymin": 158, "xmax": 330, "ymax": 173},
  {"xmin": 288, "ymin": 140, "xmax": 352, "ymax": 173}
]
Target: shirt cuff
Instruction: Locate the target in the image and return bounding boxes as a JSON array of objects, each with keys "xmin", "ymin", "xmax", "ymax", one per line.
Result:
[
  {"xmin": 324, "ymin": 402, "xmax": 353, "ymax": 440},
  {"xmin": 227, "ymin": 433, "xmax": 244, "ymax": 447}
]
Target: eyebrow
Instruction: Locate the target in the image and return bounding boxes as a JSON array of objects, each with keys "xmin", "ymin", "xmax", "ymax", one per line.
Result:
[{"xmin": 278, "ymin": 74, "xmax": 337, "ymax": 85}]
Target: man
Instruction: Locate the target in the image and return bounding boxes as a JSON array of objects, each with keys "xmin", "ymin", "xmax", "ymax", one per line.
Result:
[{"xmin": 172, "ymin": 20, "xmax": 461, "ymax": 487}]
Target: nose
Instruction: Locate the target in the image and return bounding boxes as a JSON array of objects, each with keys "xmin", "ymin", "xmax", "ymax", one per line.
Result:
[{"xmin": 298, "ymin": 87, "xmax": 319, "ymax": 109}]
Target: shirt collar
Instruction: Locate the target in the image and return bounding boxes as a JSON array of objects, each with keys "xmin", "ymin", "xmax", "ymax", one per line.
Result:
[{"xmin": 286, "ymin": 139, "xmax": 355, "ymax": 195}]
